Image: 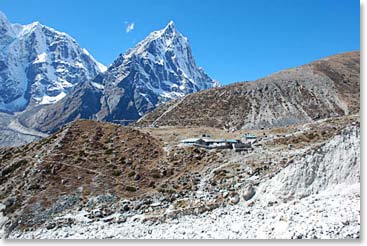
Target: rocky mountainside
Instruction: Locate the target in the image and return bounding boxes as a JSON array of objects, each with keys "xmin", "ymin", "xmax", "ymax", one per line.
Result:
[
  {"xmin": 0, "ymin": 114, "xmax": 360, "ymax": 239},
  {"xmin": 0, "ymin": 119, "xmax": 223, "ymax": 235},
  {"xmin": 0, "ymin": 112, "xmax": 44, "ymax": 147},
  {"xmin": 19, "ymin": 21, "xmax": 219, "ymax": 133},
  {"xmin": 106, "ymin": 21, "xmax": 219, "ymax": 106},
  {"xmin": 0, "ymin": 11, "xmax": 106, "ymax": 113},
  {"xmin": 137, "ymin": 51, "xmax": 359, "ymax": 130}
]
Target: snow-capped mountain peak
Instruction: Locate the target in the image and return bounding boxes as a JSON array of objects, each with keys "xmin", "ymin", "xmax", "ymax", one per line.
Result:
[
  {"xmin": 158, "ymin": 20, "xmax": 178, "ymax": 37},
  {"xmin": 0, "ymin": 11, "xmax": 10, "ymax": 26},
  {"xmin": 123, "ymin": 21, "xmax": 188, "ymax": 60},
  {"xmin": 0, "ymin": 11, "xmax": 16, "ymax": 44},
  {"xmin": 18, "ymin": 20, "xmax": 220, "ymax": 132},
  {"xmin": 165, "ymin": 20, "xmax": 175, "ymax": 29},
  {"xmin": 0, "ymin": 11, "xmax": 106, "ymax": 112},
  {"xmin": 98, "ymin": 21, "xmax": 219, "ymax": 117}
]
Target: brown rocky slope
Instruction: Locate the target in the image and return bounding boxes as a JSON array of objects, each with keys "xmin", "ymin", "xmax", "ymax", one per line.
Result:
[
  {"xmin": 136, "ymin": 51, "xmax": 359, "ymax": 130},
  {"xmin": 0, "ymin": 114, "xmax": 359, "ymax": 238},
  {"xmin": 0, "ymin": 120, "xmax": 225, "ymax": 233}
]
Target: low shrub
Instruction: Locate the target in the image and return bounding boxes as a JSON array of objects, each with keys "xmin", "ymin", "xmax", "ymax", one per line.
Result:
[
  {"xmin": 105, "ymin": 149, "xmax": 113, "ymax": 155},
  {"xmin": 112, "ymin": 170, "xmax": 122, "ymax": 176},
  {"xmin": 125, "ymin": 186, "xmax": 137, "ymax": 192}
]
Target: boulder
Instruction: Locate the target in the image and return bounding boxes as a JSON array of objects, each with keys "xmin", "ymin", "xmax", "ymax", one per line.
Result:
[
  {"xmin": 46, "ymin": 222, "xmax": 56, "ymax": 230},
  {"xmin": 229, "ymin": 193, "xmax": 240, "ymax": 205},
  {"xmin": 4, "ymin": 197, "xmax": 15, "ymax": 209},
  {"xmin": 116, "ymin": 217, "xmax": 127, "ymax": 224},
  {"xmin": 242, "ymin": 185, "xmax": 255, "ymax": 201},
  {"xmin": 134, "ymin": 174, "xmax": 141, "ymax": 180},
  {"xmin": 222, "ymin": 191, "xmax": 229, "ymax": 198},
  {"xmin": 123, "ymin": 204, "xmax": 130, "ymax": 212},
  {"xmin": 150, "ymin": 202, "xmax": 161, "ymax": 207}
]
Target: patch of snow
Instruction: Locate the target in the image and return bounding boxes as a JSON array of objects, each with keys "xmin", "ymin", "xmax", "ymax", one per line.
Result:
[
  {"xmin": 55, "ymin": 67, "xmax": 66, "ymax": 73},
  {"xmin": 39, "ymin": 91, "xmax": 66, "ymax": 105},
  {"xmin": 91, "ymin": 82, "xmax": 104, "ymax": 90},
  {"xmin": 83, "ymin": 48, "xmax": 107, "ymax": 72},
  {"xmin": 74, "ymin": 61, "xmax": 85, "ymax": 69},
  {"xmin": 96, "ymin": 62, "xmax": 107, "ymax": 73},
  {"xmin": 57, "ymin": 78, "xmax": 73, "ymax": 88},
  {"xmin": 33, "ymin": 52, "xmax": 47, "ymax": 64}
]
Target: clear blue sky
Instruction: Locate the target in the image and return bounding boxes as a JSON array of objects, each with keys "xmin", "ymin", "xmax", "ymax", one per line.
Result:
[{"xmin": 0, "ymin": 0, "xmax": 360, "ymax": 85}]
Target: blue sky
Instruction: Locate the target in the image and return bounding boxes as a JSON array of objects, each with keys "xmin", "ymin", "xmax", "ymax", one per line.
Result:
[{"xmin": 0, "ymin": 0, "xmax": 360, "ymax": 85}]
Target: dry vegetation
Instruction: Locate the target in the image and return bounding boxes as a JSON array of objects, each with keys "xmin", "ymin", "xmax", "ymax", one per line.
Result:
[
  {"xmin": 0, "ymin": 120, "xmax": 222, "ymax": 229},
  {"xmin": 264, "ymin": 114, "xmax": 360, "ymax": 149},
  {"xmin": 136, "ymin": 52, "xmax": 359, "ymax": 130},
  {"xmin": 0, "ymin": 113, "xmax": 359, "ymax": 232}
]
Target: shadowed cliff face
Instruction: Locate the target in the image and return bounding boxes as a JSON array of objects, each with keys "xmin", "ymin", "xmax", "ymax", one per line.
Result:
[{"xmin": 136, "ymin": 51, "xmax": 359, "ymax": 130}]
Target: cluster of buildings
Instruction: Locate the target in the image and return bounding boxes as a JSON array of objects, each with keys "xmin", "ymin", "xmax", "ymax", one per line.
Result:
[{"xmin": 180, "ymin": 133, "xmax": 257, "ymax": 152}]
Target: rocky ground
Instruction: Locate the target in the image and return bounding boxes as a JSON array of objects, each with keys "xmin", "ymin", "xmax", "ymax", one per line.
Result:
[
  {"xmin": 136, "ymin": 52, "xmax": 359, "ymax": 131},
  {"xmin": 0, "ymin": 115, "xmax": 360, "ymax": 239},
  {"xmin": 7, "ymin": 182, "xmax": 359, "ymax": 239}
]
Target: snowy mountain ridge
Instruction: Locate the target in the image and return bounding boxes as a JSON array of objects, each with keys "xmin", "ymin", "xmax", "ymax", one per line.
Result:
[
  {"xmin": 20, "ymin": 20, "xmax": 219, "ymax": 133},
  {"xmin": 105, "ymin": 21, "xmax": 220, "ymax": 106},
  {"xmin": 0, "ymin": 11, "xmax": 106, "ymax": 112}
]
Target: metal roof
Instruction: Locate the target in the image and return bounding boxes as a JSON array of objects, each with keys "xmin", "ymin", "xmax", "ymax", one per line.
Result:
[
  {"xmin": 180, "ymin": 138, "xmax": 201, "ymax": 143},
  {"xmin": 181, "ymin": 138, "xmax": 239, "ymax": 144},
  {"xmin": 226, "ymin": 139, "xmax": 238, "ymax": 143},
  {"xmin": 202, "ymin": 138, "xmax": 225, "ymax": 143},
  {"xmin": 202, "ymin": 138, "xmax": 238, "ymax": 143}
]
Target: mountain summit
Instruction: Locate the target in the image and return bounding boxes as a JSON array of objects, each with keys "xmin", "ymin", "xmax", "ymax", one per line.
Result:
[
  {"xmin": 0, "ymin": 12, "xmax": 106, "ymax": 113},
  {"xmin": 20, "ymin": 21, "xmax": 219, "ymax": 132},
  {"xmin": 105, "ymin": 20, "xmax": 220, "ymax": 107}
]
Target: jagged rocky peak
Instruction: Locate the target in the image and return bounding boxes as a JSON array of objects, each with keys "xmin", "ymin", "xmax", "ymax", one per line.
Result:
[
  {"xmin": 0, "ymin": 11, "xmax": 15, "ymax": 44},
  {"xmin": 105, "ymin": 20, "xmax": 219, "ymax": 109},
  {"xmin": 146, "ymin": 20, "xmax": 184, "ymax": 46},
  {"xmin": 0, "ymin": 11, "xmax": 11, "ymax": 28},
  {"xmin": 124, "ymin": 20, "xmax": 183, "ymax": 57},
  {"xmin": 163, "ymin": 20, "xmax": 176, "ymax": 33},
  {"xmin": 0, "ymin": 11, "xmax": 106, "ymax": 112},
  {"xmin": 19, "ymin": 20, "xmax": 219, "ymax": 133}
]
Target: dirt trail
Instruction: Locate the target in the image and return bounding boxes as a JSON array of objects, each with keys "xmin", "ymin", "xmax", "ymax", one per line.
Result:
[{"xmin": 149, "ymin": 95, "xmax": 188, "ymax": 127}]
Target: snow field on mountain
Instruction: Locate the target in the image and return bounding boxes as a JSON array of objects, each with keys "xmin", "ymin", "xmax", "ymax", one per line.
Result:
[{"xmin": 0, "ymin": 11, "xmax": 106, "ymax": 111}]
